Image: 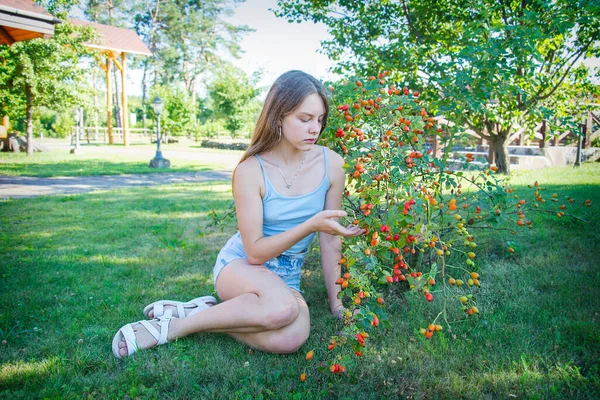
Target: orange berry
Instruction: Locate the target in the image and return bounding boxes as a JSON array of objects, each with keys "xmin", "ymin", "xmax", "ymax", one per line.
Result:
[
  {"xmin": 300, "ymin": 373, "xmax": 306, "ymax": 382},
  {"xmin": 306, "ymin": 350, "xmax": 314, "ymax": 361}
]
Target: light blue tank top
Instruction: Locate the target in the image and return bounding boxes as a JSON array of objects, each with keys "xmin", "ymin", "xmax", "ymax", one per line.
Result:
[{"xmin": 255, "ymin": 147, "xmax": 330, "ymax": 255}]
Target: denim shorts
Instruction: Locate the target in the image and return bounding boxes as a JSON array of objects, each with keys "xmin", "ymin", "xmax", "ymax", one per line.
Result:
[{"xmin": 213, "ymin": 232, "xmax": 307, "ymax": 292}]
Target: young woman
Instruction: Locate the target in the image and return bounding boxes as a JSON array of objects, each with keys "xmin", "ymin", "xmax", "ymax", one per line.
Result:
[{"xmin": 113, "ymin": 70, "xmax": 364, "ymax": 358}]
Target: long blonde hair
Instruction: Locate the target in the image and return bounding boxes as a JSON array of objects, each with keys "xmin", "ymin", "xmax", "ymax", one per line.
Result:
[{"xmin": 238, "ymin": 70, "xmax": 330, "ymax": 165}]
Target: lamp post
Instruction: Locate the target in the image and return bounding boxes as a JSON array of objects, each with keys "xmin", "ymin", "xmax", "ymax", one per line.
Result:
[
  {"xmin": 70, "ymin": 107, "xmax": 83, "ymax": 155},
  {"xmin": 149, "ymin": 96, "xmax": 170, "ymax": 168}
]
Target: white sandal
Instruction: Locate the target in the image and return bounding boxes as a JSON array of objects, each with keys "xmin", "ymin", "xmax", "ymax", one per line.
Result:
[
  {"xmin": 143, "ymin": 295, "xmax": 217, "ymax": 319},
  {"xmin": 112, "ymin": 309, "xmax": 173, "ymax": 359}
]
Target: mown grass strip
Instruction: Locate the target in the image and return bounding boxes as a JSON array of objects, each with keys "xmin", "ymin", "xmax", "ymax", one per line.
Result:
[{"xmin": 0, "ymin": 164, "xmax": 598, "ymax": 399}]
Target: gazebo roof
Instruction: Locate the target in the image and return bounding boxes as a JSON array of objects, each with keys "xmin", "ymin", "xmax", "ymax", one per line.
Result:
[
  {"xmin": 70, "ymin": 19, "xmax": 152, "ymax": 56},
  {"xmin": 0, "ymin": 0, "xmax": 61, "ymax": 45}
]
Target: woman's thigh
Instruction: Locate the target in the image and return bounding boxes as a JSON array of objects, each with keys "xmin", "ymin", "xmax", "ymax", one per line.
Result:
[
  {"xmin": 230, "ymin": 288, "xmax": 310, "ymax": 353},
  {"xmin": 216, "ymin": 258, "xmax": 294, "ymax": 301},
  {"xmin": 215, "ymin": 259, "xmax": 311, "ymax": 352}
]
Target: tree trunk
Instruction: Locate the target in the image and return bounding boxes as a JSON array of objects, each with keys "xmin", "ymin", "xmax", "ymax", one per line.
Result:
[
  {"xmin": 142, "ymin": 59, "xmax": 148, "ymax": 131},
  {"xmin": 491, "ymin": 131, "xmax": 510, "ymax": 174},
  {"xmin": 113, "ymin": 67, "xmax": 121, "ymax": 129},
  {"xmin": 25, "ymin": 86, "xmax": 34, "ymax": 155}
]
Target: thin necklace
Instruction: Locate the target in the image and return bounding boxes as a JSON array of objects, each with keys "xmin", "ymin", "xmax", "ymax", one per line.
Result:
[{"xmin": 269, "ymin": 151, "xmax": 307, "ymax": 189}]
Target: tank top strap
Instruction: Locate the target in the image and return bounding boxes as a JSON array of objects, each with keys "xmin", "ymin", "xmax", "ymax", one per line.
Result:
[
  {"xmin": 322, "ymin": 146, "xmax": 329, "ymax": 171},
  {"xmin": 255, "ymin": 154, "xmax": 272, "ymax": 198}
]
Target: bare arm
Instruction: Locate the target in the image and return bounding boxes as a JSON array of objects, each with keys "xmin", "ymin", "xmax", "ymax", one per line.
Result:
[
  {"xmin": 234, "ymin": 156, "xmax": 362, "ymax": 265},
  {"xmin": 319, "ymin": 149, "xmax": 364, "ymax": 316}
]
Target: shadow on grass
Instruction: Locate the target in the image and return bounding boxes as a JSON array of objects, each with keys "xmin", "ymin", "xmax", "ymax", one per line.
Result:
[
  {"xmin": 0, "ymin": 159, "xmax": 212, "ymax": 177},
  {"xmin": 0, "ymin": 169, "xmax": 599, "ymax": 398}
]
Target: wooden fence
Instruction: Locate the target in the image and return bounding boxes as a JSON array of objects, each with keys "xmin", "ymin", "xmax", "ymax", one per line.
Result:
[{"xmin": 70, "ymin": 127, "xmax": 153, "ymax": 145}]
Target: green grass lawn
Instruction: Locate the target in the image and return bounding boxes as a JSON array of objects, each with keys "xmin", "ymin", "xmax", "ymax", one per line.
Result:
[
  {"xmin": 0, "ymin": 164, "xmax": 599, "ymax": 399},
  {"xmin": 0, "ymin": 142, "xmax": 241, "ymax": 177}
]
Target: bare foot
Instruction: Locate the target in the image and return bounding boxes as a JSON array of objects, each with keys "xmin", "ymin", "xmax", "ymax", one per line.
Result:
[
  {"xmin": 117, "ymin": 319, "xmax": 176, "ymax": 358},
  {"xmin": 147, "ymin": 301, "xmax": 216, "ymax": 319}
]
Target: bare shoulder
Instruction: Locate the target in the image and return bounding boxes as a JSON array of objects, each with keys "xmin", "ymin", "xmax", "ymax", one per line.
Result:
[
  {"xmin": 233, "ymin": 156, "xmax": 264, "ymax": 194},
  {"xmin": 323, "ymin": 146, "xmax": 345, "ymax": 187},
  {"xmin": 325, "ymin": 147, "xmax": 345, "ymax": 169},
  {"xmin": 235, "ymin": 156, "xmax": 261, "ymax": 177}
]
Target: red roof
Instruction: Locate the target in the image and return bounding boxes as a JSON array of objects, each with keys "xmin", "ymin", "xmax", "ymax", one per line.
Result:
[
  {"xmin": 70, "ymin": 19, "xmax": 152, "ymax": 56},
  {"xmin": 0, "ymin": 0, "xmax": 52, "ymax": 16},
  {"xmin": 0, "ymin": 0, "xmax": 60, "ymax": 44}
]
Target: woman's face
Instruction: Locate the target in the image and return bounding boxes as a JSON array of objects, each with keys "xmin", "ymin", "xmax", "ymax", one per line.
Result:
[{"xmin": 280, "ymin": 93, "xmax": 326, "ymax": 151}]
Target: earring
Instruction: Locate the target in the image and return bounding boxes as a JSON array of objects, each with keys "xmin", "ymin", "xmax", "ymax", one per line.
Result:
[{"xmin": 278, "ymin": 126, "xmax": 282, "ymax": 141}]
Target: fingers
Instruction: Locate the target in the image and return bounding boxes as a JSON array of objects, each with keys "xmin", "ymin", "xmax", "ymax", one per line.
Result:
[
  {"xmin": 323, "ymin": 209, "xmax": 347, "ymax": 219},
  {"xmin": 334, "ymin": 224, "xmax": 365, "ymax": 237}
]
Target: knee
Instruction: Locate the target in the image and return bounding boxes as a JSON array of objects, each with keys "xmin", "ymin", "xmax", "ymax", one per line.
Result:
[
  {"xmin": 261, "ymin": 292, "xmax": 300, "ymax": 330},
  {"xmin": 268, "ymin": 328, "xmax": 310, "ymax": 354}
]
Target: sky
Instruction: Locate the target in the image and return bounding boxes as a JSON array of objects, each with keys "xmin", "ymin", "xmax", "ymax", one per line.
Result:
[
  {"xmin": 92, "ymin": 0, "xmax": 598, "ymax": 96},
  {"xmin": 224, "ymin": 0, "xmax": 338, "ymax": 90},
  {"xmin": 120, "ymin": 0, "xmax": 336, "ymax": 97}
]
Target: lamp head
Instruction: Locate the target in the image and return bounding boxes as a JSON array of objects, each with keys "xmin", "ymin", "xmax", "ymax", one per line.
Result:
[{"xmin": 152, "ymin": 96, "xmax": 164, "ymax": 116}]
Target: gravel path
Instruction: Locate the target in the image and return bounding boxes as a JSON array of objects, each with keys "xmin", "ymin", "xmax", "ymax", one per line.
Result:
[{"xmin": 0, "ymin": 170, "xmax": 233, "ymax": 199}]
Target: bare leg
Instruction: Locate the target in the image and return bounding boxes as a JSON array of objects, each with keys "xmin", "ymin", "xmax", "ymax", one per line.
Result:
[{"xmin": 117, "ymin": 259, "xmax": 310, "ymax": 357}]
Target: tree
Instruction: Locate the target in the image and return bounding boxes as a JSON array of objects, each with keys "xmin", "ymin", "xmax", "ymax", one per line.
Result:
[
  {"xmin": 130, "ymin": 0, "xmax": 253, "ymax": 97},
  {"xmin": 148, "ymin": 85, "xmax": 195, "ymax": 139},
  {"xmin": 124, "ymin": 0, "xmax": 253, "ymax": 132},
  {"xmin": 0, "ymin": 22, "xmax": 96, "ymax": 154},
  {"xmin": 276, "ymin": 0, "xmax": 600, "ymax": 173},
  {"xmin": 206, "ymin": 64, "xmax": 261, "ymax": 138}
]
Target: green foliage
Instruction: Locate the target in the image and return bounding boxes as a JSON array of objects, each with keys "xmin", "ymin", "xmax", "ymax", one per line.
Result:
[
  {"xmin": 206, "ymin": 64, "xmax": 262, "ymax": 138},
  {"xmin": 148, "ymin": 86, "xmax": 195, "ymax": 137},
  {"xmin": 275, "ymin": 0, "xmax": 600, "ymax": 173},
  {"xmin": 308, "ymin": 73, "xmax": 597, "ymax": 377},
  {"xmin": 0, "ymin": 22, "xmax": 95, "ymax": 110},
  {"xmin": 0, "ymin": 21, "xmax": 96, "ymax": 152},
  {"xmin": 36, "ymin": 0, "xmax": 79, "ymax": 15},
  {"xmin": 128, "ymin": 0, "xmax": 254, "ymax": 96}
]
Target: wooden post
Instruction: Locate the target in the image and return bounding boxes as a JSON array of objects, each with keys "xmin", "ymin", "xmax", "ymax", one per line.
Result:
[
  {"xmin": 539, "ymin": 119, "xmax": 546, "ymax": 148},
  {"xmin": 519, "ymin": 130, "xmax": 525, "ymax": 145},
  {"xmin": 121, "ymin": 52, "xmax": 129, "ymax": 146},
  {"xmin": 433, "ymin": 134, "xmax": 440, "ymax": 157},
  {"xmin": 106, "ymin": 55, "xmax": 114, "ymax": 144},
  {"xmin": 584, "ymin": 111, "xmax": 592, "ymax": 149},
  {"xmin": 575, "ymin": 122, "xmax": 583, "ymax": 167}
]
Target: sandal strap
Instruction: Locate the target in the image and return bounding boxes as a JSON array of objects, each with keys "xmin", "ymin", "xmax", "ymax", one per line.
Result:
[
  {"xmin": 120, "ymin": 323, "xmax": 139, "ymax": 356},
  {"xmin": 138, "ymin": 319, "xmax": 161, "ymax": 342},
  {"xmin": 187, "ymin": 298, "xmax": 212, "ymax": 317},
  {"xmin": 156, "ymin": 309, "xmax": 172, "ymax": 345}
]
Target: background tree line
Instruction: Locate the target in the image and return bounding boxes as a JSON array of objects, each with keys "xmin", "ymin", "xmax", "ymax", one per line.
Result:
[
  {"xmin": 0, "ymin": 0, "xmax": 262, "ymax": 150},
  {"xmin": 276, "ymin": 0, "xmax": 600, "ymax": 174}
]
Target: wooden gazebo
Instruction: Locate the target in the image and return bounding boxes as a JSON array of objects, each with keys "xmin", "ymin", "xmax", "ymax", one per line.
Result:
[
  {"xmin": 70, "ymin": 19, "xmax": 152, "ymax": 146},
  {"xmin": 0, "ymin": 0, "xmax": 61, "ymax": 45},
  {"xmin": 0, "ymin": 0, "xmax": 61, "ymax": 135}
]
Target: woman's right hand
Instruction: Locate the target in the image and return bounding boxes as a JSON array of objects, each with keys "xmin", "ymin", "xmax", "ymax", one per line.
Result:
[{"xmin": 310, "ymin": 210, "xmax": 365, "ymax": 237}]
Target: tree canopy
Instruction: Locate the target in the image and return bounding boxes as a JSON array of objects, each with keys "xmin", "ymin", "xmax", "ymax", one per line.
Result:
[
  {"xmin": 207, "ymin": 64, "xmax": 262, "ymax": 137},
  {"xmin": 276, "ymin": 0, "xmax": 600, "ymax": 173},
  {"xmin": 0, "ymin": 22, "xmax": 96, "ymax": 153}
]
